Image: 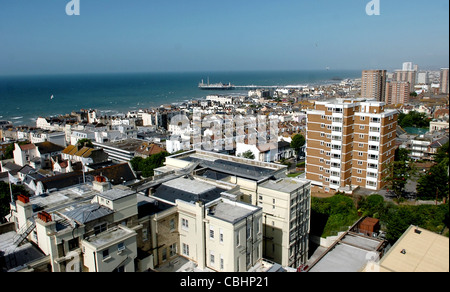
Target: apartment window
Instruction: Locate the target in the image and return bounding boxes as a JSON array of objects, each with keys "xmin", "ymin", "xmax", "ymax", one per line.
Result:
[
  {"xmin": 319, "ymin": 166, "xmax": 323, "ymax": 171},
  {"xmin": 359, "ymin": 143, "xmax": 364, "ymax": 148},
  {"xmin": 247, "ymin": 224, "xmax": 252, "ymax": 240},
  {"xmin": 220, "ymin": 256, "xmax": 224, "ymax": 270},
  {"xmin": 182, "ymin": 243, "xmax": 190, "ymax": 256},
  {"xmin": 170, "ymin": 244, "xmax": 177, "ymax": 257},
  {"xmin": 182, "ymin": 218, "xmax": 189, "ymax": 230},
  {"xmin": 357, "ymin": 178, "xmax": 362, "ymax": 182},
  {"xmin": 359, "ymin": 134, "xmax": 364, "ymax": 139},
  {"xmin": 102, "ymin": 249, "xmax": 110, "ymax": 259},
  {"xmin": 357, "ymin": 161, "xmax": 363, "ymax": 165},
  {"xmin": 357, "ymin": 169, "xmax": 363, "ymax": 174},
  {"xmin": 321, "ymin": 115, "xmax": 325, "ymax": 119},
  {"xmin": 321, "ymin": 123, "xmax": 325, "ymax": 128},
  {"xmin": 360, "ymin": 116, "xmax": 365, "ymax": 121},
  {"xmin": 358, "ymin": 152, "xmax": 363, "ymax": 156},
  {"xmin": 210, "ymin": 226, "xmax": 215, "ymax": 239},
  {"xmin": 359, "ymin": 125, "xmax": 365, "ymax": 130},
  {"xmin": 170, "ymin": 219, "xmax": 175, "ymax": 231},
  {"xmin": 220, "ymin": 229, "xmax": 224, "ymax": 243},
  {"xmin": 236, "ymin": 233, "xmax": 240, "ymax": 246},
  {"xmin": 320, "ymin": 133, "xmax": 325, "ymax": 137},
  {"xmin": 118, "ymin": 242, "xmax": 125, "ymax": 252},
  {"xmin": 320, "ymin": 150, "xmax": 324, "ymax": 154},
  {"xmin": 210, "ymin": 251, "xmax": 215, "ymax": 266},
  {"xmin": 94, "ymin": 223, "xmax": 107, "ymax": 235},
  {"xmin": 320, "ymin": 141, "xmax": 324, "ymax": 146},
  {"xmin": 162, "ymin": 247, "xmax": 167, "ymax": 262}
]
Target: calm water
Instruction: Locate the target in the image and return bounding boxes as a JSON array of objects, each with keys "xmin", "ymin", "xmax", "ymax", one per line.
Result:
[{"xmin": 0, "ymin": 70, "xmax": 361, "ymax": 126}]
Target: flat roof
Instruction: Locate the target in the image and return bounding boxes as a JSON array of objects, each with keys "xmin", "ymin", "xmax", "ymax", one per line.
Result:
[
  {"xmin": 208, "ymin": 199, "xmax": 260, "ymax": 224},
  {"xmin": 97, "ymin": 188, "xmax": 135, "ymax": 201},
  {"xmin": 179, "ymin": 153, "xmax": 282, "ymax": 181},
  {"xmin": 84, "ymin": 226, "xmax": 135, "ymax": 250},
  {"xmin": 153, "ymin": 176, "xmax": 226, "ymax": 204},
  {"xmin": 378, "ymin": 226, "xmax": 449, "ymax": 272},
  {"xmin": 259, "ymin": 178, "xmax": 310, "ymax": 193}
]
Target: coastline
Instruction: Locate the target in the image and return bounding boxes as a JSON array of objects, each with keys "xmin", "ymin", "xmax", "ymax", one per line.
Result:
[{"xmin": 0, "ymin": 70, "xmax": 362, "ymax": 127}]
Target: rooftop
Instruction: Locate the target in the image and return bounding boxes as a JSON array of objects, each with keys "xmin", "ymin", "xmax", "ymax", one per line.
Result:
[
  {"xmin": 376, "ymin": 226, "xmax": 449, "ymax": 272},
  {"xmin": 153, "ymin": 176, "xmax": 226, "ymax": 204},
  {"xmin": 207, "ymin": 198, "xmax": 261, "ymax": 224},
  {"xmin": 259, "ymin": 177, "xmax": 310, "ymax": 193},
  {"xmin": 174, "ymin": 150, "xmax": 285, "ymax": 181}
]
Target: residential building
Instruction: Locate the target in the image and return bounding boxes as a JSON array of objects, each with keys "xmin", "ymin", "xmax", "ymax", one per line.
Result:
[
  {"xmin": 393, "ymin": 70, "xmax": 416, "ymax": 92},
  {"xmin": 306, "ymin": 98, "xmax": 398, "ymax": 193},
  {"xmin": 367, "ymin": 225, "xmax": 449, "ymax": 272},
  {"xmin": 440, "ymin": 68, "xmax": 449, "ymax": 94},
  {"xmin": 385, "ymin": 81, "xmax": 410, "ymax": 105},
  {"xmin": 257, "ymin": 178, "xmax": 310, "ymax": 268},
  {"xmin": 361, "ymin": 70, "xmax": 387, "ymax": 101}
]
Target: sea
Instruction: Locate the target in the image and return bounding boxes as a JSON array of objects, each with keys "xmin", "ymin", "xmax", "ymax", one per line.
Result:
[{"xmin": 0, "ymin": 70, "xmax": 361, "ymax": 126}]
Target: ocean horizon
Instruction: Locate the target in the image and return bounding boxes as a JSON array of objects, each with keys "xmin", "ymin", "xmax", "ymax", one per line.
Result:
[{"xmin": 0, "ymin": 70, "xmax": 362, "ymax": 126}]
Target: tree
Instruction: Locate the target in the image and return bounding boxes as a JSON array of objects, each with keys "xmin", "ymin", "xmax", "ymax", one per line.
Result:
[
  {"xmin": 241, "ymin": 150, "xmax": 255, "ymax": 160},
  {"xmin": 417, "ymin": 158, "xmax": 449, "ymax": 201},
  {"xmin": 130, "ymin": 152, "xmax": 169, "ymax": 178},
  {"xmin": 0, "ymin": 182, "xmax": 28, "ymax": 223},
  {"xmin": 76, "ymin": 138, "xmax": 93, "ymax": 148},
  {"xmin": 382, "ymin": 160, "xmax": 417, "ymax": 201},
  {"xmin": 290, "ymin": 134, "xmax": 305, "ymax": 157}
]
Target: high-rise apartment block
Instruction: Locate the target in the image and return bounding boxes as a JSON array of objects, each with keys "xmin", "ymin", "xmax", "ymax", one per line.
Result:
[
  {"xmin": 440, "ymin": 68, "xmax": 449, "ymax": 94},
  {"xmin": 306, "ymin": 98, "xmax": 398, "ymax": 194},
  {"xmin": 393, "ymin": 70, "xmax": 416, "ymax": 92},
  {"xmin": 385, "ymin": 81, "xmax": 410, "ymax": 105},
  {"xmin": 361, "ymin": 70, "xmax": 387, "ymax": 101}
]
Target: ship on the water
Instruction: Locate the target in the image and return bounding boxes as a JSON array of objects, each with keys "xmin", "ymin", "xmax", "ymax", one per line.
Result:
[{"xmin": 198, "ymin": 78, "xmax": 235, "ymax": 90}]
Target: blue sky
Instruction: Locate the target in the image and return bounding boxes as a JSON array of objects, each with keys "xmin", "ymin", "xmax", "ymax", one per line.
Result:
[{"xmin": 0, "ymin": 0, "xmax": 448, "ymax": 75}]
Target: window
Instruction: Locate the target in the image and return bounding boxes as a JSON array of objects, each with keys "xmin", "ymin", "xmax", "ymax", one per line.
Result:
[
  {"xmin": 94, "ymin": 223, "xmax": 107, "ymax": 235},
  {"xmin": 162, "ymin": 247, "xmax": 167, "ymax": 261},
  {"xmin": 210, "ymin": 226, "xmax": 215, "ymax": 239},
  {"xmin": 236, "ymin": 233, "xmax": 240, "ymax": 246},
  {"xmin": 102, "ymin": 249, "xmax": 110, "ymax": 259},
  {"xmin": 358, "ymin": 152, "xmax": 363, "ymax": 156},
  {"xmin": 220, "ymin": 256, "xmax": 224, "ymax": 270},
  {"xmin": 182, "ymin": 218, "xmax": 189, "ymax": 230},
  {"xmin": 210, "ymin": 251, "xmax": 215, "ymax": 265},
  {"xmin": 170, "ymin": 219, "xmax": 175, "ymax": 231},
  {"xmin": 359, "ymin": 125, "xmax": 365, "ymax": 130},
  {"xmin": 220, "ymin": 229, "xmax": 224, "ymax": 243},
  {"xmin": 182, "ymin": 243, "xmax": 189, "ymax": 256},
  {"xmin": 170, "ymin": 243, "xmax": 177, "ymax": 257},
  {"xmin": 359, "ymin": 134, "xmax": 364, "ymax": 139},
  {"xmin": 357, "ymin": 169, "xmax": 363, "ymax": 174},
  {"xmin": 320, "ymin": 133, "xmax": 325, "ymax": 137},
  {"xmin": 118, "ymin": 242, "xmax": 125, "ymax": 252},
  {"xmin": 357, "ymin": 161, "xmax": 363, "ymax": 165}
]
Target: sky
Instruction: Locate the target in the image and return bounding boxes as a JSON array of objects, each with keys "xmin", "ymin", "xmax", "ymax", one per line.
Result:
[{"xmin": 0, "ymin": 0, "xmax": 448, "ymax": 75}]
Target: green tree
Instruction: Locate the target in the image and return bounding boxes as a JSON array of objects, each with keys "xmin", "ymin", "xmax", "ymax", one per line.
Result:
[
  {"xmin": 130, "ymin": 152, "xmax": 169, "ymax": 178},
  {"xmin": 76, "ymin": 138, "xmax": 94, "ymax": 148},
  {"xmin": 290, "ymin": 134, "xmax": 305, "ymax": 157},
  {"xmin": 382, "ymin": 160, "xmax": 417, "ymax": 201},
  {"xmin": 0, "ymin": 181, "xmax": 28, "ymax": 223},
  {"xmin": 241, "ymin": 150, "xmax": 255, "ymax": 160},
  {"xmin": 435, "ymin": 142, "xmax": 449, "ymax": 165},
  {"xmin": 417, "ymin": 159, "xmax": 449, "ymax": 201}
]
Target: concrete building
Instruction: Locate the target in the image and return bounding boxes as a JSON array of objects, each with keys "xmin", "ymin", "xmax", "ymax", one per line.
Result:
[
  {"xmin": 361, "ymin": 70, "xmax": 387, "ymax": 101},
  {"xmin": 385, "ymin": 81, "xmax": 410, "ymax": 105},
  {"xmin": 393, "ymin": 70, "xmax": 416, "ymax": 92},
  {"xmin": 306, "ymin": 98, "xmax": 398, "ymax": 193},
  {"xmin": 440, "ymin": 68, "xmax": 449, "ymax": 94},
  {"xmin": 367, "ymin": 225, "xmax": 449, "ymax": 272},
  {"xmin": 2, "ymin": 150, "xmax": 310, "ymax": 272}
]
